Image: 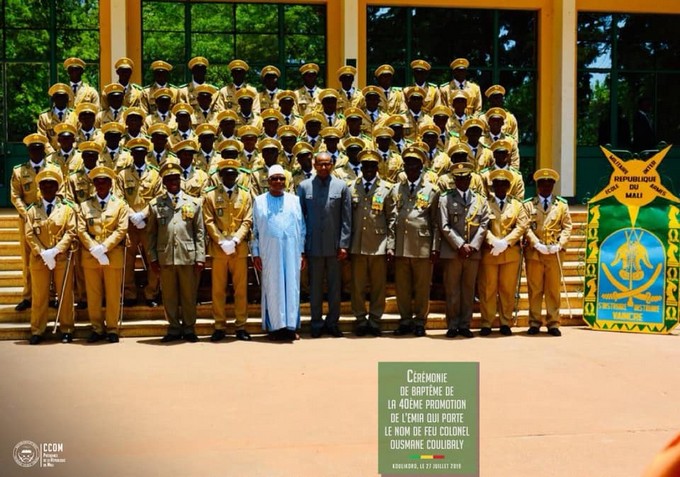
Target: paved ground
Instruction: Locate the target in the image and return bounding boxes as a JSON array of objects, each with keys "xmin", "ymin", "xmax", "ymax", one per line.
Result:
[{"xmin": 0, "ymin": 326, "xmax": 678, "ymax": 477}]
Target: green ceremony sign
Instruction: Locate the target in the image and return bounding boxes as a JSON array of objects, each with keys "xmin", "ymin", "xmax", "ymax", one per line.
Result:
[
  {"xmin": 584, "ymin": 146, "xmax": 680, "ymax": 333},
  {"xmin": 378, "ymin": 362, "xmax": 479, "ymax": 476}
]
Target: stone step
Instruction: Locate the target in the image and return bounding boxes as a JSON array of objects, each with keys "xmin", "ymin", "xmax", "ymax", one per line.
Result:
[
  {"xmin": 0, "ymin": 241, "xmax": 20, "ymax": 256},
  {"xmin": 0, "ymin": 256, "xmax": 22, "ymax": 271},
  {"xmin": 0, "ymin": 228, "xmax": 20, "ymax": 241},
  {"xmin": 0, "ymin": 270, "xmax": 23, "ymax": 287},
  {"xmin": 0, "ymin": 308, "xmax": 585, "ymax": 340}
]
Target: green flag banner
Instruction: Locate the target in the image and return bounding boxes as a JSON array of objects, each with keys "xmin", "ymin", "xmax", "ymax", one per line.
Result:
[{"xmin": 584, "ymin": 146, "xmax": 680, "ymax": 333}]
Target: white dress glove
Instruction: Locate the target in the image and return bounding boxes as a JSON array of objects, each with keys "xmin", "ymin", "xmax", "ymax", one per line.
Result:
[
  {"xmin": 549, "ymin": 244, "xmax": 561, "ymax": 254},
  {"xmin": 90, "ymin": 245, "xmax": 109, "ymax": 265},
  {"xmin": 96, "ymin": 253, "xmax": 110, "ymax": 266},
  {"xmin": 220, "ymin": 239, "xmax": 236, "ymax": 255},
  {"xmin": 535, "ymin": 243, "xmax": 550, "ymax": 255},
  {"xmin": 491, "ymin": 238, "xmax": 509, "ymax": 256},
  {"xmin": 40, "ymin": 249, "xmax": 57, "ymax": 270}
]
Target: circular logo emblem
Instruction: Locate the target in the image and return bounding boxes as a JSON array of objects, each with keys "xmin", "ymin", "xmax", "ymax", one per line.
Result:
[{"xmin": 13, "ymin": 440, "xmax": 40, "ymax": 467}]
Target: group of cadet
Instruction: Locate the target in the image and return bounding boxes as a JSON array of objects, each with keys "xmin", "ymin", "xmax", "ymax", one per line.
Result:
[{"xmin": 11, "ymin": 54, "xmax": 572, "ymax": 344}]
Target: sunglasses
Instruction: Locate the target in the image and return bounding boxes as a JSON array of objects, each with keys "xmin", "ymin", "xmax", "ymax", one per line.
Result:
[{"xmin": 269, "ymin": 176, "xmax": 286, "ymax": 182}]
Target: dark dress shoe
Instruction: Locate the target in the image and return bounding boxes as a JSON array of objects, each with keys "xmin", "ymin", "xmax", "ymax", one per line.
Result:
[
  {"xmin": 446, "ymin": 329, "xmax": 458, "ymax": 338},
  {"xmin": 29, "ymin": 335, "xmax": 44, "ymax": 345},
  {"xmin": 284, "ymin": 329, "xmax": 301, "ymax": 341},
  {"xmin": 310, "ymin": 328, "xmax": 323, "ymax": 338},
  {"xmin": 183, "ymin": 333, "xmax": 199, "ymax": 342},
  {"xmin": 49, "ymin": 300, "xmax": 59, "ymax": 309},
  {"xmin": 15, "ymin": 300, "xmax": 31, "ymax": 311},
  {"xmin": 413, "ymin": 326, "xmax": 426, "ymax": 337},
  {"xmin": 367, "ymin": 327, "xmax": 382, "ymax": 337},
  {"xmin": 145, "ymin": 299, "xmax": 159, "ymax": 308},
  {"xmin": 76, "ymin": 301, "xmax": 87, "ymax": 310},
  {"xmin": 210, "ymin": 330, "xmax": 226, "ymax": 342},
  {"xmin": 327, "ymin": 326, "xmax": 344, "ymax": 338},
  {"xmin": 235, "ymin": 330, "xmax": 252, "ymax": 341},
  {"xmin": 547, "ymin": 327, "xmax": 562, "ymax": 337},
  {"xmin": 355, "ymin": 324, "xmax": 368, "ymax": 337},
  {"xmin": 61, "ymin": 333, "xmax": 73, "ymax": 343},
  {"xmin": 393, "ymin": 325, "xmax": 412, "ymax": 336},
  {"xmin": 107, "ymin": 333, "xmax": 119, "ymax": 343},
  {"xmin": 161, "ymin": 334, "xmax": 182, "ymax": 343},
  {"xmin": 527, "ymin": 326, "xmax": 540, "ymax": 335},
  {"xmin": 479, "ymin": 327, "xmax": 492, "ymax": 337},
  {"xmin": 458, "ymin": 328, "xmax": 474, "ymax": 338},
  {"xmin": 499, "ymin": 325, "xmax": 513, "ymax": 336},
  {"xmin": 123, "ymin": 299, "xmax": 137, "ymax": 307},
  {"xmin": 87, "ymin": 332, "xmax": 104, "ymax": 343}
]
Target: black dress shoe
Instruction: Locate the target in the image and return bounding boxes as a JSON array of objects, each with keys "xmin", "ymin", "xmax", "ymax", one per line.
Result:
[
  {"xmin": 310, "ymin": 328, "xmax": 323, "ymax": 338},
  {"xmin": 355, "ymin": 324, "xmax": 368, "ymax": 337},
  {"xmin": 527, "ymin": 326, "xmax": 540, "ymax": 335},
  {"xmin": 235, "ymin": 330, "xmax": 252, "ymax": 341},
  {"xmin": 327, "ymin": 326, "xmax": 344, "ymax": 338},
  {"xmin": 446, "ymin": 328, "xmax": 458, "ymax": 338},
  {"xmin": 547, "ymin": 327, "xmax": 562, "ymax": 337},
  {"xmin": 413, "ymin": 326, "xmax": 426, "ymax": 337},
  {"xmin": 284, "ymin": 329, "xmax": 300, "ymax": 341},
  {"xmin": 15, "ymin": 300, "xmax": 31, "ymax": 311},
  {"xmin": 458, "ymin": 328, "xmax": 474, "ymax": 338},
  {"xmin": 29, "ymin": 334, "xmax": 43, "ymax": 345},
  {"xmin": 479, "ymin": 327, "xmax": 492, "ymax": 337},
  {"xmin": 499, "ymin": 325, "xmax": 513, "ymax": 336},
  {"xmin": 49, "ymin": 300, "xmax": 59, "ymax": 309},
  {"xmin": 61, "ymin": 333, "xmax": 73, "ymax": 343},
  {"xmin": 76, "ymin": 301, "xmax": 87, "ymax": 310},
  {"xmin": 393, "ymin": 325, "xmax": 412, "ymax": 336},
  {"xmin": 107, "ymin": 333, "xmax": 119, "ymax": 343},
  {"xmin": 183, "ymin": 333, "xmax": 199, "ymax": 342},
  {"xmin": 161, "ymin": 334, "xmax": 182, "ymax": 343},
  {"xmin": 145, "ymin": 299, "xmax": 159, "ymax": 308},
  {"xmin": 210, "ymin": 330, "xmax": 226, "ymax": 342},
  {"xmin": 87, "ymin": 332, "xmax": 105, "ymax": 343},
  {"xmin": 123, "ymin": 299, "xmax": 137, "ymax": 307},
  {"xmin": 367, "ymin": 327, "xmax": 382, "ymax": 337}
]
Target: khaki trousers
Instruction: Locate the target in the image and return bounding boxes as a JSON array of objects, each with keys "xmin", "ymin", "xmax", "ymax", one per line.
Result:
[
  {"xmin": 160, "ymin": 265, "xmax": 198, "ymax": 336},
  {"xmin": 351, "ymin": 254, "xmax": 386, "ymax": 328},
  {"xmin": 394, "ymin": 257, "xmax": 432, "ymax": 327},
  {"xmin": 478, "ymin": 259, "xmax": 520, "ymax": 328},
  {"xmin": 211, "ymin": 256, "xmax": 248, "ymax": 330},
  {"xmin": 124, "ymin": 226, "xmax": 160, "ymax": 300},
  {"xmin": 30, "ymin": 256, "xmax": 74, "ymax": 335},
  {"xmin": 526, "ymin": 255, "xmax": 562, "ymax": 328}
]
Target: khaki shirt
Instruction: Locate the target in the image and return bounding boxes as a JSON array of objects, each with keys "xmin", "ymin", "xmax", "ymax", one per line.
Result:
[
  {"xmin": 203, "ymin": 185, "xmax": 253, "ymax": 259},
  {"xmin": 77, "ymin": 195, "xmax": 129, "ymax": 267},
  {"xmin": 25, "ymin": 197, "xmax": 77, "ymax": 258},
  {"xmin": 349, "ymin": 177, "xmax": 395, "ymax": 255},
  {"xmin": 523, "ymin": 196, "xmax": 572, "ymax": 261},
  {"xmin": 117, "ymin": 163, "xmax": 162, "ymax": 215},
  {"xmin": 390, "ymin": 179, "xmax": 441, "ymax": 258},
  {"xmin": 482, "ymin": 196, "xmax": 529, "ymax": 264}
]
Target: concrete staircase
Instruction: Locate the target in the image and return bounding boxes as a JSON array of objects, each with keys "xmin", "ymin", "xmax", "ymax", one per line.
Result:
[{"xmin": 0, "ymin": 208, "xmax": 587, "ymax": 340}]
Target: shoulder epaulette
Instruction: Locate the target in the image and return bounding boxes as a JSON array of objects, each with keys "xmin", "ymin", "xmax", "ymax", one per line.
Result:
[
  {"xmin": 26, "ymin": 203, "xmax": 35, "ymax": 211},
  {"xmin": 122, "ymin": 147, "xmax": 130, "ymax": 152},
  {"xmin": 13, "ymin": 164, "xmax": 23, "ymax": 169},
  {"xmin": 451, "ymin": 131, "xmax": 460, "ymax": 138},
  {"xmin": 238, "ymin": 167, "xmax": 252, "ymax": 174},
  {"xmin": 204, "ymin": 185, "xmax": 217, "ymax": 193},
  {"xmin": 179, "ymin": 83, "xmax": 188, "ymax": 88},
  {"xmin": 392, "ymin": 86, "xmax": 402, "ymax": 91},
  {"xmin": 131, "ymin": 84, "xmax": 143, "ymax": 91},
  {"xmin": 252, "ymin": 167, "xmax": 264, "ymax": 173},
  {"xmin": 440, "ymin": 189, "xmax": 454, "ymax": 196},
  {"xmin": 148, "ymin": 164, "xmax": 160, "ymax": 171},
  {"xmin": 62, "ymin": 199, "xmax": 76, "ymax": 208},
  {"xmin": 237, "ymin": 184, "xmax": 249, "ymax": 192},
  {"xmin": 428, "ymin": 82, "xmax": 437, "ymax": 88},
  {"xmin": 523, "ymin": 197, "xmax": 533, "ymax": 203},
  {"xmin": 557, "ymin": 196, "xmax": 568, "ymax": 203},
  {"xmin": 439, "ymin": 82, "xmax": 449, "ymax": 88},
  {"xmin": 509, "ymin": 166, "xmax": 521, "ymax": 173},
  {"xmin": 480, "ymin": 167, "xmax": 491, "ymax": 173},
  {"xmin": 208, "ymin": 167, "xmax": 217, "ymax": 175}
]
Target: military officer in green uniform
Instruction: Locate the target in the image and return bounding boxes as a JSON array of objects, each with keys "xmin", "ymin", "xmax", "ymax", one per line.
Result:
[
  {"xmin": 203, "ymin": 158, "xmax": 253, "ymax": 342},
  {"xmin": 349, "ymin": 150, "xmax": 395, "ymax": 336},
  {"xmin": 477, "ymin": 169, "xmax": 529, "ymax": 336},
  {"xmin": 24, "ymin": 170, "xmax": 78, "ymax": 344},
  {"xmin": 523, "ymin": 169, "xmax": 572, "ymax": 336},
  {"xmin": 388, "ymin": 146, "xmax": 440, "ymax": 336},
  {"xmin": 148, "ymin": 162, "xmax": 206, "ymax": 343},
  {"xmin": 438, "ymin": 162, "xmax": 489, "ymax": 338}
]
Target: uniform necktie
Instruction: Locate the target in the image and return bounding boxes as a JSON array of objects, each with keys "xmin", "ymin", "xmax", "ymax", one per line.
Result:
[
  {"xmin": 471, "ymin": 147, "xmax": 477, "ymax": 157},
  {"xmin": 58, "ymin": 111, "xmax": 63, "ymax": 121},
  {"xmin": 384, "ymin": 89, "xmax": 390, "ymax": 100},
  {"xmin": 543, "ymin": 198, "xmax": 549, "ymax": 211},
  {"xmin": 463, "ymin": 191, "xmax": 468, "ymax": 203},
  {"xmin": 156, "ymin": 152, "xmax": 162, "ymax": 163},
  {"xmin": 227, "ymin": 189, "xmax": 232, "ymax": 198},
  {"xmin": 136, "ymin": 167, "xmax": 143, "ymax": 177},
  {"xmin": 493, "ymin": 135, "xmax": 499, "ymax": 141},
  {"xmin": 413, "ymin": 114, "xmax": 419, "ymax": 123},
  {"xmin": 440, "ymin": 134, "xmax": 446, "ymax": 143},
  {"xmin": 46, "ymin": 203, "xmax": 53, "ymax": 216},
  {"xmin": 72, "ymin": 84, "xmax": 78, "ymax": 95},
  {"xmin": 364, "ymin": 182, "xmax": 371, "ymax": 194},
  {"xmin": 112, "ymin": 109, "xmax": 119, "ymax": 120},
  {"xmin": 346, "ymin": 91, "xmax": 351, "ymax": 100},
  {"xmin": 382, "ymin": 153, "xmax": 388, "ymax": 161},
  {"xmin": 33, "ymin": 166, "xmax": 40, "ymax": 174},
  {"xmin": 305, "ymin": 172, "xmax": 311, "ymax": 179},
  {"xmin": 370, "ymin": 111, "xmax": 376, "ymax": 122},
  {"xmin": 410, "ymin": 183, "xmax": 415, "ymax": 195},
  {"xmin": 183, "ymin": 169, "xmax": 189, "ymax": 179},
  {"xmin": 459, "ymin": 117, "xmax": 464, "ymax": 125},
  {"xmin": 499, "ymin": 199, "xmax": 504, "ymax": 211},
  {"xmin": 269, "ymin": 92, "xmax": 275, "ymax": 100},
  {"xmin": 161, "ymin": 113, "xmax": 167, "ymax": 121},
  {"xmin": 99, "ymin": 200, "xmax": 106, "ymax": 209},
  {"xmin": 85, "ymin": 132, "xmax": 91, "ymax": 140},
  {"xmin": 327, "ymin": 115, "xmax": 333, "ymax": 125},
  {"xmin": 246, "ymin": 153, "xmax": 252, "ymax": 162},
  {"xmin": 307, "ymin": 89, "xmax": 314, "ymax": 96},
  {"xmin": 310, "ymin": 138, "xmax": 316, "ymax": 147},
  {"xmin": 284, "ymin": 116, "xmax": 290, "ymax": 125},
  {"xmin": 352, "ymin": 166, "xmax": 359, "ymax": 176},
  {"xmin": 182, "ymin": 132, "xmax": 188, "ymax": 140}
]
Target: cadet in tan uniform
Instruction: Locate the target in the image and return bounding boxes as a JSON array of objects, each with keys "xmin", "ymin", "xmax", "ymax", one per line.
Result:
[
  {"xmin": 295, "ymin": 63, "xmax": 321, "ymax": 116},
  {"xmin": 278, "ymin": 125, "xmax": 300, "ymax": 172},
  {"xmin": 48, "ymin": 123, "xmax": 78, "ymax": 178},
  {"xmin": 349, "ymin": 150, "xmax": 395, "ymax": 336},
  {"xmin": 478, "ymin": 169, "xmax": 529, "ymax": 336},
  {"xmin": 11, "ymin": 133, "xmax": 63, "ymax": 311},
  {"xmin": 384, "ymin": 115, "xmax": 412, "ymax": 154},
  {"xmin": 101, "ymin": 122, "xmax": 131, "ymax": 172},
  {"xmin": 64, "ymin": 57, "xmax": 100, "ymax": 108},
  {"xmin": 37, "ymin": 83, "xmax": 76, "ymax": 152},
  {"xmin": 402, "ymin": 86, "xmax": 434, "ymax": 141},
  {"xmin": 438, "ymin": 162, "xmax": 489, "ymax": 338},
  {"xmin": 361, "ymin": 86, "xmax": 389, "ymax": 132},
  {"xmin": 77, "ymin": 166, "xmax": 129, "ymax": 343},
  {"xmin": 97, "ymin": 83, "xmax": 126, "ymax": 127},
  {"xmin": 480, "ymin": 140, "xmax": 525, "ymax": 200},
  {"xmin": 141, "ymin": 60, "xmax": 180, "ymax": 115},
  {"xmin": 258, "ymin": 65, "xmax": 281, "ymax": 111},
  {"xmin": 300, "ymin": 112, "xmax": 324, "ymax": 152},
  {"xmin": 318, "ymin": 89, "xmax": 347, "ymax": 135},
  {"xmin": 193, "ymin": 84, "xmax": 220, "ymax": 126},
  {"xmin": 121, "ymin": 107, "xmax": 147, "ymax": 146},
  {"xmin": 332, "ymin": 137, "xmax": 364, "ymax": 184},
  {"xmin": 481, "ymin": 108, "xmax": 520, "ymax": 168},
  {"xmin": 431, "ymin": 105, "xmax": 457, "ymax": 151},
  {"xmin": 196, "ymin": 123, "xmax": 219, "ymax": 170},
  {"xmin": 462, "ymin": 118, "xmax": 494, "ymax": 172},
  {"xmin": 75, "ymin": 102, "xmax": 104, "ymax": 145},
  {"xmin": 148, "ymin": 162, "xmax": 206, "ymax": 343},
  {"xmin": 203, "ymin": 159, "xmax": 253, "ymax": 342},
  {"xmin": 410, "ymin": 59, "xmax": 440, "ymax": 114},
  {"xmin": 118, "ymin": 138, "xmax": 162, "ymax": 306},
  {"xmin": 260, "ymin": 108, "xmax": 285, "ymax": 140},
  {"xmin": 336, "ymin": 65, "xmax": 363, "ymax": 115},
  {"xmin": 148, "ymin": 123, "xmax": 174, "ymax": 167},
  {"xmin": 215, "ymin": 59, "xmax": 260, "ymax": 114},
  {"xmin": 145, "ymin": 88, "xmax": 177, "ymax": 131},
  {"xmin": 389, "ymin": 146, "xmax": 440, "ymax": 336},
  {"xmin": 523, "ymin": 168, "xmax": 572, "ymax": 336},
  {"xmin": 234, "ymin": 89, "xmax": 263, "ymax": 132},
  {"xmin": 320, "ymin": 126, "xmax": 347, "ymax": 166},
  {"xmin": 439, "ymin": 58, "xmax": 482, "ymax": 115},
  {"xmin": 483, "ymin": 85, "xmax": 519, "ymax": 141},
  {"xmin": 24, "ymin": 170, "xmax": 77, "ymax": 344},
  {"xmin": 276, "ymin": 90, "xmax": 304, "ymax": 132},
  {"xmin": 173, "ymin": 139, "xmax": 211, "ymax": 198},
  {"xmin": 373, "ymin": 127, "xmax": 404, "ymax": 183},
  {"xmin": 374, "ymin": 64, "xmax": 406, "ymax": 115},
  {"xmin": 179, "ymin": 56, "xmax": 213, "ymax": 110},
  {"xmin": 112, "ymin": 57, "xmax": 143, "ymax": 109},
  {"xmin": 169, "ymin": 103, "xmax": 197, "ymax": 148},
  {"xmin": 436, "ymin": 143, "xmax": 486, "ymax": 197}
]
